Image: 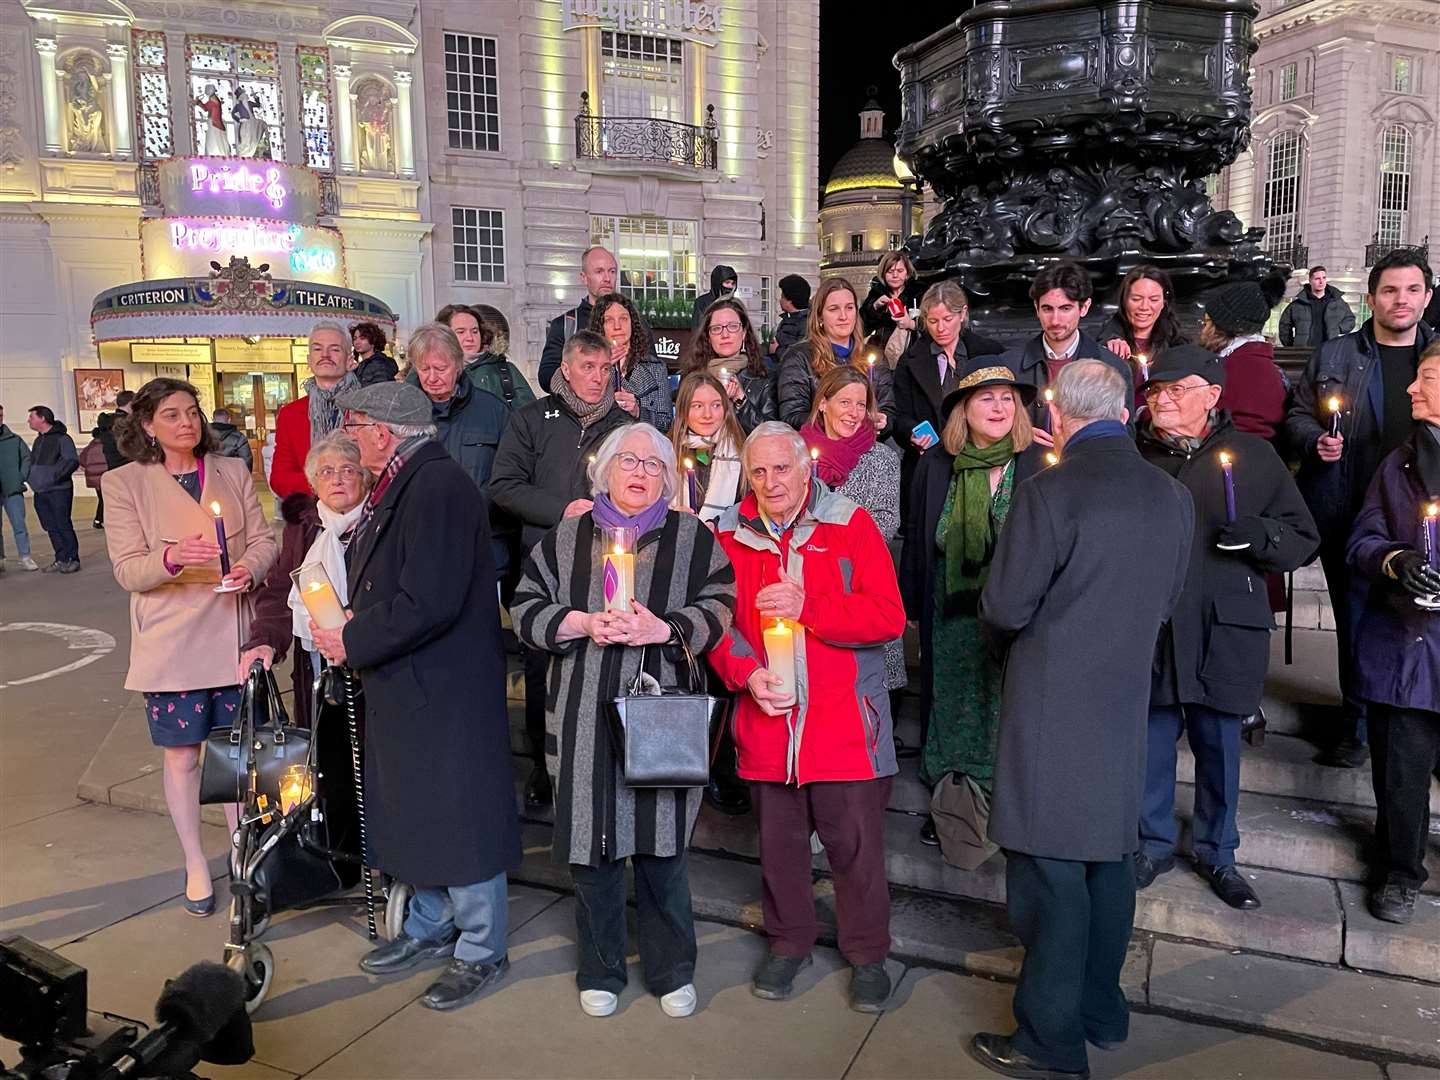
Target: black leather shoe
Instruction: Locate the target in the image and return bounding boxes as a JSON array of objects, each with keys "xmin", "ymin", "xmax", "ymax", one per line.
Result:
[
  {"xmin": 420, "ymin": 956, "xmax": 509, "ymax": 1010},
  {"xmin": 919, "ymin": 816, "xmax": 939, "ymax": 846},
  {"xmin": 1203, "ymin": 864, "xmax": 1261, "ymax": 909},
  {"xmin": 967, "ymin": 1033, "xmax": 1090, "ymax": 1079},
  {"xmin": 1134, "ymin": 853, "xmax": 1174, "ymax": 890},
  {"xmin": 524, "ymin": 767, "xmax": 552, "ymax": 808},
  {"xmin": 1367, "ymin": 882, "xmax": 1417, "ymax": 924},
  {"xmin": 849, "ymin": 962, "xmax": 891, "ymax": 1013},
  {"xmin": 359, "ymin": 932, "xmax": 457, "ymax": 974},
  {"xmin": 1240, "ymin": 710, "xmax": 1266, "ymax": 747},
  {"xmin": 751, "ymin": 951, "xmax": 812, "ymax": 1000},
  {"xmin": 1315, "ymin": 737, "xmax": 1368, "ymax": 769}
]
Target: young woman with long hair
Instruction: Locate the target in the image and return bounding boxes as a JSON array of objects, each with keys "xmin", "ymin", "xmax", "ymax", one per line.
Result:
[
  {"xmin": 777, "ymin": 278, "xmax": 896, "ymax": 431},
  {"xmin": 591, "ymin": 291, "xmax": 674, "ymax": 432},
  {"xmin": 669, "ymin": 371, "xmax": 748, "ymax": 522},
  {"xmin": 684, "ymin": 297, "xmax": 777, "ymax": 432}
]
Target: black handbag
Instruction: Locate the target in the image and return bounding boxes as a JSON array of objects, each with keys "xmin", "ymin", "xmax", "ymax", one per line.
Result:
[
  {"xmin": 199, "ymin": 660, "xmax": 311, "ymax": 806},
  {"xmin": 606, "ymin": 624, "xmax": 723, "ymax": 788}
]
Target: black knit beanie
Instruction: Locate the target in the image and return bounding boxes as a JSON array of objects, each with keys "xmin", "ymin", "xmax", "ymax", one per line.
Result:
[{"xmin": 1205, "ymin": 272, "xmax": 1289, "ymax": 337}]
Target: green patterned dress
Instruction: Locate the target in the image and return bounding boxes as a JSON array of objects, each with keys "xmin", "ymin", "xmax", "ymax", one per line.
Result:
[{"xmin": 920, "ymin": 460, "xmax": 1015, "ymax": 790}]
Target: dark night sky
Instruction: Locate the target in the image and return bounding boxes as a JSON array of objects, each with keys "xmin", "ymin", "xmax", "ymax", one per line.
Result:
[{"xmin": 817, "ymin": 6, "xmax": 970, "ymax": 186}]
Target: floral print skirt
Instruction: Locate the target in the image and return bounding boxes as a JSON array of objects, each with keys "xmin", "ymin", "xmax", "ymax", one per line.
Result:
[{"xmin": 143, "ymin": 686, "xmax": 242, "ymax": 747}]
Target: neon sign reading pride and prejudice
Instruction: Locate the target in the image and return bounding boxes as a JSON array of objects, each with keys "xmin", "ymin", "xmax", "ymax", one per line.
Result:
[
  {"xmin": 188, "ymin": 162, "xmax": 289, "ymax": 212},
  {"xmin": 166, "ymin": 219, "xmax": 338, "ymax": 275}
]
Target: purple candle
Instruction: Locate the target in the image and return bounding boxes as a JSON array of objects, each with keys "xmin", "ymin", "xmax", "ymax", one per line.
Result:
[
  {"xmin": 685, "ymin": 458, "xmax": 699, "ymax": 512},
  {"xmin": 810, "ymin": 447, "xmax": 820, "ymax": 482},
  {"xmin": 1424, "ymin": 503, "xmax": 1439, "ymax": 568},
  {"xmin": 209, "ymin": 500, "xmax": 231, "ymax": 576},
  {"xmin": 1219, "ymin": 452, "xmax": 1236, "ymax": 523}
]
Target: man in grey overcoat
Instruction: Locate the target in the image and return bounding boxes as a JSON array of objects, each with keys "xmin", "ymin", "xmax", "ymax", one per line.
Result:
[{"xmin": 970, "ymin": 361, "xmax": 1194, "ymax": 1080}]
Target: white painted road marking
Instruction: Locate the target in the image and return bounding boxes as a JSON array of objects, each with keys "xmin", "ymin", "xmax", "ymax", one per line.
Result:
[{"xmin": 0, "ymin": 622, "xmax": 117, "ymax": 688}]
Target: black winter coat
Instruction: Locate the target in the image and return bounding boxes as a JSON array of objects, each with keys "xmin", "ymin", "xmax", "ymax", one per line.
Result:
[
  {"xmin": 539, "ymin": 296, "xmax": 595, "ymax": 393},
  {"xmin": 769, "ymin": 308, "xmax": 808, "ymax": 359},
  {"xmin": 1008, "ymin": 332, "xmax": 1136, "ymax": 434},
  {"xmin": 355, "ymin": 352, "xmax": 399, "ymax": 386},
  {"xmin": 1139, "ymin": 418, "xmax": 1319, "ymax": 715},
  {"xmin": 488, "ymin": 394, "xmax": 634, "ymax": 551},
  {"xmin": 431, "ymin": 378, "xmax": 511, "ymax": 576},
  {"xmin": 777, "ymin": 341, "xmax": 897, "ymax": 432},
  {"xmin": 860, "ymin": 276, "xmax": 924, "ymax": 351},
  {"xmin": 979, "ymin": 432, "xmax": 1193, "ymax": 861},
  {"xmin": 92, "ymin": 413, "xmax": 129, "ymax": 470},
  {"xmin": 1285, "ymin": 319, "xmax": 1438, "ymax": 536},
  {"xmin": 901, "ymin": 442, "xmax": 1047, "ymax": 730},
  {"xmin": 342, "ymin": 442, "xmax": 520, "ymax": 887},
  {"xmin": 1278, "ymin": 286, "xmax": 1356, "ymax": 348},
  {"xmin": 893, "ymin": 328, "xmax": 1007, "ymax": 445}
]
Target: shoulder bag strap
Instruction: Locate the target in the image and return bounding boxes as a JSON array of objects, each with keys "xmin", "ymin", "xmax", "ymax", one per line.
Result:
[{"xmin": 665, "ymin": 618, "xmax": 704, "ymax": 692}]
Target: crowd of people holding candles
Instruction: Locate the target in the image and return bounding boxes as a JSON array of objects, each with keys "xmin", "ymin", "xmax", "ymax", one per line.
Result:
[{"xmin": 85, "ymin": 239, "xmax": 1440, "ymax": 1077}]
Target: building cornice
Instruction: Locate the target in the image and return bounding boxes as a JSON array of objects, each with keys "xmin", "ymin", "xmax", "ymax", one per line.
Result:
[{"xmin": 1257, "ymin": 0, "xmax": 1440, "ymax": 42}]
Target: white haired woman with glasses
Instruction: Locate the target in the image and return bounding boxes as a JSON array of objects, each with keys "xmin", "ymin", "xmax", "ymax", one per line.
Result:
[
  {"xmin": 240, "ymin": 432, "xmax": 372, "ymax": 727},
  {"xmin": 511, "ymin": 422, "xmax": 736, "ymax": 1021}
]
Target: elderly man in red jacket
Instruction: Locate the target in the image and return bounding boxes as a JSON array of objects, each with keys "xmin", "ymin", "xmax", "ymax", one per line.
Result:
[{"xmin": 709, "ymin": 420, "xmax": 906, "ymax": 1015}]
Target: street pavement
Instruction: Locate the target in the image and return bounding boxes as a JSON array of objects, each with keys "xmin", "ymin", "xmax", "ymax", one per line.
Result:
[{"xmin": 1, "ymin": 498, "xmax": 1429, "ymax": 1080}]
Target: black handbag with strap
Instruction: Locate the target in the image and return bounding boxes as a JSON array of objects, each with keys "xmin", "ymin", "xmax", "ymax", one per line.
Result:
[
  {"xmin": 199, "ymin": 660, "xmax": 311, "ymax": 806},
  {"xmin": 606, "ymin": 623, "xmax": 722, "ymax": 789}
]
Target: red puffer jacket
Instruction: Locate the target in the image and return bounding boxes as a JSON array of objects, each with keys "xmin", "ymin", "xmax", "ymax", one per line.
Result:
[{"xmin": 709, "ymin": 485, "xmax": 906, "ymax": 786}]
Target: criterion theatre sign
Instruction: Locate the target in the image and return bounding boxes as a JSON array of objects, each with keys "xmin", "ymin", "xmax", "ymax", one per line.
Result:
[{"xmin": 560, "ymin": 0, "xmax": 721, "ymax": 44}]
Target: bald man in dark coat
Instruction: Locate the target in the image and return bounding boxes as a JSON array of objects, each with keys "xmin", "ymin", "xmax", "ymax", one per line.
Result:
[{"xmin": 970, "ymin": 360, "xmax": 1193, "ymax": 1080}]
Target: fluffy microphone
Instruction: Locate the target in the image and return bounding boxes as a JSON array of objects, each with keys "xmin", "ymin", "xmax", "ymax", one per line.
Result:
[{"xmin": 99, "ymin": 962, "xmax": 252, "ymax": 1078}]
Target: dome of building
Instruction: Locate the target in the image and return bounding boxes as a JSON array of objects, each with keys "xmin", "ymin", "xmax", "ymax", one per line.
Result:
[{"xmin": 822, "ymin": 95, "xmax": 901, "ymax": 200}]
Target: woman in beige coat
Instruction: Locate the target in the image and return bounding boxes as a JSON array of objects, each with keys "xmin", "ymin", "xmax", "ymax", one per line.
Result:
[{"xmin": 103, "ymin": 378, "xmax": 276, "ymax": 915}]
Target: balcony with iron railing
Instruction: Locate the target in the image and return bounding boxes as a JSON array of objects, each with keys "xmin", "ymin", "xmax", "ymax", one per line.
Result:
[
  {"xmin": 1264, "ymin": 237, "xmax": 1309, "ymax": 271},
  {"xmin": 574, "ymin": 93, "xmax": 718, "ymax": 171},
  {"xmin": 1366, "ymin": 234, "xmax": 1429, "ymax": 267},
  {"xmin": 820, "ymin": 249, "xmax": 890, "ymax": 268}
]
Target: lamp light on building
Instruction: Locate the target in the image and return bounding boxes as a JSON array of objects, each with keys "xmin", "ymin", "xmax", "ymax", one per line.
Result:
[{"xmin": 893, "ymin": 152, "xmax": 920, "ymax": 243}]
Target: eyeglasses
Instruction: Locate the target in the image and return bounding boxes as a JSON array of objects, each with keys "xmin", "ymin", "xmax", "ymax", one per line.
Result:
[
  {"xmin": 1144, "ymin": 383, "xmax": 1211, "ymax": 403},
  {"xmin": 709, "ymin": 322, "xmax": 744, "ymax": 336},
  {"xmin": 316, "ymin": 465, "xmax": 364, "ymax": 481},
  {"xmin": 615, "ymin": 452, "xmax": 665, "ymax": 477},
  {"xmin": 341, "ymin": 421, "xmax": 379, "ymax": 432}
]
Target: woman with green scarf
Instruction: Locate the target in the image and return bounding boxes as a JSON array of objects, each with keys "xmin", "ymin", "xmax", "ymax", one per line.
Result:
[{"xmin": 899, "ymin": 360, "xmax": 1045, "ymax": 847}]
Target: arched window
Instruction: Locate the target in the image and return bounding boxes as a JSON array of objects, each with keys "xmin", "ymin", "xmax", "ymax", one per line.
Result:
[
  {"xmin": 1262, "ymin": 130, "xmax": 1304, "ymax": 255},
  {"xmin": 1376, "ymin": 125, "xmax": 1413, "ymax": 248}
]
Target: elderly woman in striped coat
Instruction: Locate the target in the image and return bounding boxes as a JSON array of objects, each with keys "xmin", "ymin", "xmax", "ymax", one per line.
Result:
[{"xmin": 512, "ymin": 422, "xmax": 735, "ymax": 1021}]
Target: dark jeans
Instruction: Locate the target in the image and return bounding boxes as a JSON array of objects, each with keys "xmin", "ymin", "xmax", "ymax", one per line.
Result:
[
  {"xmin": 1319, "ymin": 532, "xmax": 1369, "ymax": 744},
  {"xmin": 522, "ymin": 645, "xmax": 548, "ymax": 769},
  {"xmin": 1141, "ymin": 704, "xmax": 1242, "ymax": 867},
  {"xmin": 1006, "ymin": 851, "xmax": 1135, "ymax": 1074},
  {"xmin": 750, "ymin": 776, "xmax": 892, "ymax": 965},
  {"xmin": 570, "ymin": 851, "xmax": 696, "ymax": 996},
  {"xmin": 1369, "ymin": 704, "xmax": 1440, "ymax": 888},
  {"xmin": 33, "ymin": 488, "xmax": 78, "ymax": 563}
]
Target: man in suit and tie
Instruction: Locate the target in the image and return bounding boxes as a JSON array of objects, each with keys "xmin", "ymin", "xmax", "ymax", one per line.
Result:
[{"xmin": 971, "ymin": 360, "xmax": 1194, "ymax": 1080}]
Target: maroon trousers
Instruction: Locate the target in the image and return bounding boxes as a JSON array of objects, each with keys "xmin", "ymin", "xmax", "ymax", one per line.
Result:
[{"xmin": 750, "ymin": 776, "xmax": 893, "ymax": 965}]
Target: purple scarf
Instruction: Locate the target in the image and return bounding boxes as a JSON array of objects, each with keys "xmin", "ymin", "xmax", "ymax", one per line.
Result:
[{"xmin": 593, "ymin": 491, "xmax": 670, "ymax": 538}]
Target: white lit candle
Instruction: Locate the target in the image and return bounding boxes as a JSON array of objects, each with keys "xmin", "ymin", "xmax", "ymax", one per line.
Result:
[
  {"xmin": 291, "ymin": 562, "xmax": 347, "ymax": 629},
  {"xmin": 762, "ymin": 618, "xmax": 798, "ymax": 708},
  {"xmin": 1135, "ymin": 353, "xmax": 1150, "ymax": 382},
  {"xmin": 602, "ymin": 528, "xmax": 636, "ymax": 613}
]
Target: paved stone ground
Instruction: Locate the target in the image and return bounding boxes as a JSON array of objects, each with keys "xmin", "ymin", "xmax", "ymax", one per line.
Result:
[{"xmin": 3, "ymin": 499, "xmax": 1435, "ymax": 1079}]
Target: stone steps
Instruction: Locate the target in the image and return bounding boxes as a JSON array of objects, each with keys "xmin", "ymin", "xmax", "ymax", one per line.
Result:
[{"xmin": 509, "ymin": 816, "xmax": 1440, "ymax": 1066}]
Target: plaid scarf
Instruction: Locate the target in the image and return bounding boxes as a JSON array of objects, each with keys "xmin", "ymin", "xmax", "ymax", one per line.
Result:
[
  {"xmin": 305, "ymin": 372, "xmax": 360, "ymax": 442},
  {"xmin": 552, "ymin": 375, "xmax": 616, "ymax": 431},
  {"xmin": 354, "ymin": 434, "xmax": 430, "ymax": 544}
]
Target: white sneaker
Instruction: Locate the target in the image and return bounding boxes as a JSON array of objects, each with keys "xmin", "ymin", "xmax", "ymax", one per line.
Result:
[
  {"xmin": 579, "ymin": 989, "xmax": 618, "ymax": 1017},
  {"xmin": 660, "ymin": 983, "xmax": 697, "ymax": 1018},
  {"xmin": 19, "ymin": 556, "xmax": 38, "ymax": 571}
]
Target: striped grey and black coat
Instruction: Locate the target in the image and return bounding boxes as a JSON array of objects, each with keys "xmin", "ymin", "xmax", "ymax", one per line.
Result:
[{"xmin": 512, "ymin": 509, "xmax": 736, "ymax": 867}]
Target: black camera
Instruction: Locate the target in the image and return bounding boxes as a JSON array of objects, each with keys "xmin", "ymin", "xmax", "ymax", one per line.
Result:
[{"xmin": 1, "ymin": 936, "xmax": 253, "ymax": 1080}]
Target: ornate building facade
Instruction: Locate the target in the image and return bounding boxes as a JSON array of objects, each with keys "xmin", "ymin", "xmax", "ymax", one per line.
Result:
[
  {"xmin": 420, "ymin": 0, "xmax": 819, "ymax": 373},
  {"xmin": 1211, "ymin": 0, "xmax": 1439, "ymax": 317},
  {"xmin": 1, "ymin": 0, "xmax": 431, "ymax": 436},
  {"xmin": 818, "ymin": 98, "xmax": 920, "ymax": 294}
]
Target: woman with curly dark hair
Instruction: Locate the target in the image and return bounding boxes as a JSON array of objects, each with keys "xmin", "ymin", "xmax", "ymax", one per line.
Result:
[
  {"xmin": 590, "ymin": 291, "xmax": 674, "ymax": 431},
  {"xmin": 103, "ymin": 377, "xmax": 277, "ymax": 916},
  {"xmin": 683, "ymin": 297, "xmax": 777, "ymax": 432}
]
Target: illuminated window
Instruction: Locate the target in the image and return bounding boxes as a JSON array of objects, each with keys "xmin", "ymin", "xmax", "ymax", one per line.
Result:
[
  {"xmin": 445, "ymin": 33, "xmax": 499, "ymax": 152},
  {"xmin": 297, "ymin": 46, "xmax": 333, "ymax": 172},
  {"xmin": 1392, "ymin": 56, "xmax": 1412, "ymax": 94},
  {"xmin": 888, "ymin": 232, "xmax": 901, "ymax": 250},
  {"xmin": 850, "ymin": 233, "xmax": 864, "ymax": 253},
  {"xmin": 452, "ymin": 206, "xmax": 505, "ymax": 283},
  {"xmin": 591, "ymin": 216, "xmax": 698, "ymax": 310},
  {"xmin": 758, "ymin": 275, "xmax": 772, "ymax": 332},
  {"xmin": 1262, "ymin": 131, "xmax": 1304, "ymax": 256},
  {"xmin": 1376, "ymin": 126, "xmax": 1412, "ymax": 248},
  {"xmin": 602, "ymin": 31, "xmax": 683, "ymax": 121},
  {"xmin": 186, "ymin": 35, "xmax": 284, "ymax": 160},
  {"xmin": 1279, "ymin": 62, "xmax": 1297, "ymax": 100},
  {"xmin": 132, "ymin": 29, "xmax": 172, "ymax": 160}
]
